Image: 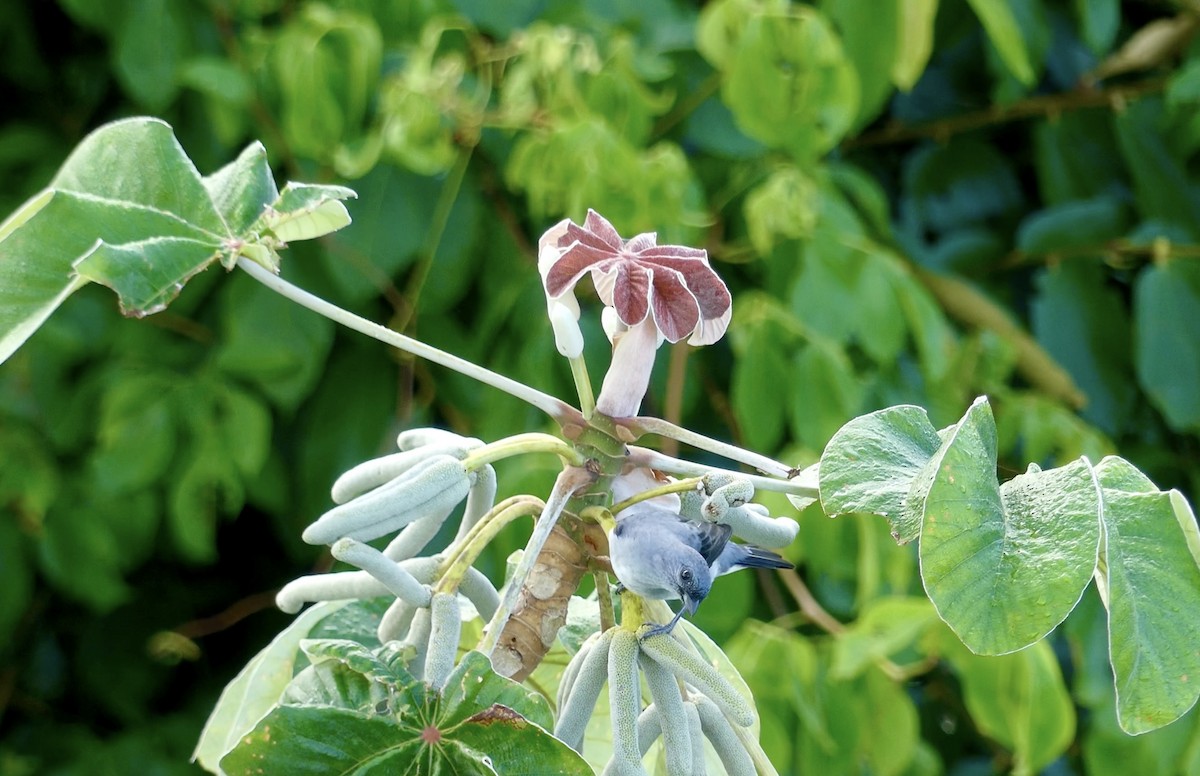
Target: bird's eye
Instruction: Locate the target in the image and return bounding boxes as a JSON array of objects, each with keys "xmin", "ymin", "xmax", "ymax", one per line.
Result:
[{"xmin": 680, "ymin": 568, "xmax": 693, "ymax": 582}]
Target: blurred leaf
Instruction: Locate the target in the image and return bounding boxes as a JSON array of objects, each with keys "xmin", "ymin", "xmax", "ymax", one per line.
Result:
[
  {"xmin": 707, "ymin": 0, "xmax": 859, "ymax": 161},
  {"xmin": 1031, "ymin": 262, "xmax": 1134, "ymax": 435},
  {"xmin": 819, "ymin": 404, "xmax": 942, "ymax": 542},
  {"xmin": 1032, "ymin": 110, "xmax": 1124, "ymax": 205},
  {"xmin": 831, "ymin": 596, "xmax": 938, "ymax": 679},
  {"xmin": 965, "ymin": 0, "xmax": 1036, "ymax": 84},
  {"xmin": 903, "ymin": 138, "xmax": 1023, "ymax": 234},
  {"xmin": 1016, "ymin": 196, "xmax": 1127, "ymax": 255},
  {"xmin": 216, "ymin": 273, "xmax": 335, "ymax": 411},
  {"xmin": 1094, "ymin": 456, "xmax": 1200, "ymax": 734},
  {"xmin": 790, "ymin": 341, "xmax": 864, "ymax": 451},
  {"xmin": 1134, "ymin": 260, "xmax": 1200, "ymax": 433},
  {"xmin": 824, "ymin": 0, "xmax": 898, "ymax": 127},
  {"xmin": 0, "ymin": 515, "xmax": 33, "ymax": 648},
  {"xmin": 730, "ymin": 312, "xmax": 792, "ymax": 453},
  {"xmin": 114, "ymin": 0, "xmax": 188, "ymax": 110},
  {"xmin": 947, "ymin": 639, "xmax": 1075, "ymax": 773},
  {"xmin": 1114, "ymin": 98, "xmax": 1200, "ymax": 237},
  {"xmin": 918, "ymin": 397, "xmax": 1101, "ymax": 655},
  {"xmin": 1082, "ymin": 692, "xmax": 1199, "ymax": 776},
  {"xmin": 1073, "ymin": 0, "xmax": 1119, "ymax": 55},
  {"xmin": 88, "ymin": 371, "xmax": 177, "ymax": 493},
  {"xmin": 893, "ymin": 0, "xmax": 939, "ymax": 91}
]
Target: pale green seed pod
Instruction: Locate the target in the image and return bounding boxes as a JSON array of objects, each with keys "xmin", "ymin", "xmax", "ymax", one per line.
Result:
[
  {"xmin": 304, "ymin": 456, "xmax": 470, "ymax": 545},
  {"xmin": 382, "ymin": 502, "xmax": 455, "ymax": 561},
  {"xmin": 457, "ymin": 566, "xmax": 499, "ymax": 622},
  {"xmin": 330, "ymin": 444, "xmax": 471, "ymax": 505},
  {"xmin": 424, "ymin": 592, "xmax": 462, "ymax": 690},
  {"xmin": 607, "ymin": 630, "xmax": 642, "ymax": 771},
  {"xmin": 378, "ymin": 599, "xmax": 416, "ymax": 644},
  {"xmin": 276, "ymin": 557, "xmax": 440, "ymax": 614},
  {"xmin": 396, "ymin": 428, "xmax": 482, "ymax": 452},
  {"xmin": 638, "ymin": 631, "xmax": 755, "ymax": 729},
  {"xmin": 636, "ymin": 705, "xmax": 662, "ymax": 756},
  {"xmin": 331, "ymin": 538, "xmax": 432, "ymax": 608},
  {"xmin": 639, "ymin": 653, "xmax": 692, "ymax": 776},
  {"xmin": 557, "ymin": 632, "xmax": 598, "ymax": 713},
  {"xmin": 694, "ymin": 694, "xmax": 755, "ymax": 776},
  {"xmin": 404, "ymin": 607, "xmax": 433, "ymax": 680},
  {"xmin": 718, "ymin": 503, "xmax": 798, "ymax": 549},
  {"xmin": 554, "ymin": 627, "xmax": 616, "ymax": 753},
  {"xmin": 453, "ymin": 463, "xmax": 496, "ymax": 544},
  {"xmin": 684, "ymin": 701, "xmax": 706, "ymax": 776},
  {"xmin": 700, "ymin": 476, "xmax": 755, "ymax": 521}
]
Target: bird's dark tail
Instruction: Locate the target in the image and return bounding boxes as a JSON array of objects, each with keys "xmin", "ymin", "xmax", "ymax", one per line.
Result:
[{"xmin": 737, "ymin": 546, "xmax": 793, "ymax": 570}]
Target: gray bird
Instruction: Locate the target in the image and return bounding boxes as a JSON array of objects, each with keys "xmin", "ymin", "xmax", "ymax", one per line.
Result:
[{"xmin": 609, "ymin": 504, "xmax": 793, "ymax": 638}]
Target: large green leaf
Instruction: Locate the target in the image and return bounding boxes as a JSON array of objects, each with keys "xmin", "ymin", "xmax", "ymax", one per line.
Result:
[
  {"xmin": 220, "ymin": 650, "xmax": 589, "ymax": 775},
  {"xmin": 0, "ymin": 117, "xmax": 355, "ymax": 366},
  {"xmin": 965, "ymin": 0, "xmax": 1036, "ymax": 85},
  {"xmin": 819, "ymin": 404, "xmax": 942, "ymax": 543},
  {"xmin": 1095, "ymin": 457, "xmax": 1200, "ymax": 734},
  {"xmin": 918, "ymin": 397, "xmax": 1102, "ymax": 655}
]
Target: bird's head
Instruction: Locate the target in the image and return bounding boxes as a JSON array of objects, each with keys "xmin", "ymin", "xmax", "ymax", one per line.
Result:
[{"xmin": 674, "ymin": 552, "xmax": 713, "ymax": 618}]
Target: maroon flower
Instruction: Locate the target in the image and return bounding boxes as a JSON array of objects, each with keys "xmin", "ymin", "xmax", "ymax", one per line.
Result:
[{"xmin": 542, "ymin": 210, "xmax": 732, "ymax": 345}]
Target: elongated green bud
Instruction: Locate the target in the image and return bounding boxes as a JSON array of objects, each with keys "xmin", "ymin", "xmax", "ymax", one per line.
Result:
[
  {"xmin": 718, "ymin": 503, "xmax": 798, "ymax": 548},
  {"xmin": 404, "ymin": 607, "xmax": 433, "ymax": 680},
  {"xmin": 276, "ymin": 557, "xmax": 440, "ymax": 614},
  {"xmin": 304, "ymin": 456, "xmax": 470, "ymax": 545},
  {"xmin": 638, "ymin": 629, "xmax": 755, "ymax": 729},
  {"xmin": 331, "ymin": 538, "xmax": 432, "ymax": 608},
  {"xmin": 331, "ymin": 444, "xmax": 471, "ymax": 505},
  {"xmin": 396, "ymin": 428, "xmax": 482, "ymax": 452},
  {"xmin": 681, "ymin": 474, "xmax": 797, "ymax": 548},
  {"xmin": 453, "ymin": 464, "xmax": 496, "ymax": 544},
  {"xmin": 636, "ymin": 705, "xmax": 662, "ymax": 756},
  {"xmin": 383, "ymin": 506, "xmax": 453, "ymax": 561},
  {"xmin": 557, "ymin": 633, "xmax": 597, "ymax": 714},
  {"xmin": 607, "ymin": 630, "xmax": 642, "ymax": 770},
  {"xmin": 378, "ymin": 599, "xmax": 416, "ymax": 643},
  {"xmin": 639, "ymin": 653, "xmax": 692, "ymax": 776},
  {"xmin": 424, "ymin": 592, "xmax": 462, "ymax": 690},
  {"xmin": 694, "ymin": 694, "xmax": 755, "ymax": 776},
  {"xmin": 458, "ymin": 567, "xmax": 499, "ymax": 622},
  {"xmin": 684, "ymin": 701, "xmax": 706, "ymax": 775},
  {"xmin": 554, "ymin": 627, "xmax": 615, "ymax": 752}
]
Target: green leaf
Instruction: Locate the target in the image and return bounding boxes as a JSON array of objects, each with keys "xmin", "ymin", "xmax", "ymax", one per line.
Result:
[
  {"xmin": 790, "ymin": 341, "xmax": 863, "ymax": 451},
  {"xmin": 260, "ymin": 183, "xmax": 356, "ymax": 243},
  {"xmin": 1032, "ymin": 262, "xmax": 1135, "ymax": 435},
  {"xmin": 947, "ymin": 639, "xmax": 1075, "ymax": 773},
  {"xmin": 819, "ymin": 404, "xmax": 942, "ymax": 543},
  {"xmin": 903, "ymin": 138, "xmax": 1023, "ymax": 233},
  {"xmin": 823, "ymin": 0, "xmax": 898, "ymax": 128},
  {"xmin": 89, "ymin": 371, "xmax": 178, "ymax": 493},
  {"xmin": 1015, "ymin": 196, "xmax": 1127, "ymax": 256},
  {"xmin": 965, "ymin": 0, "xmax": 1036, "ymax": 85},
  {"xmin": 0, "ymin": 516, "xmax": 33, "ymax": 649},
  {"xmin": 114, "ymin": 0, "xmax": 187, "ymax": 110},
  {"xmin": 1073, "ymin": 0, "xmax": 1119, "ymax": 55},
  {"xmin": 1114, "ymin": 98, "xmax": 1200, "ymax": 236},
  {"xmin": 202, "ymin": 141, "xmax": 279, "ymax": 237},
  {"xmin": 715, "ymin": 2, "xmax": 859, "ymax": 161},
  {"xmin": 831, "ymin": 596, "xmax": 938, "ymax": 679},
  {"xmin": 220, "ymin": 651, "xmax": 589, "ymax": 775},
  {"xmin": 730, "ymin": 316, "xmax": 792, "ymax": 453},
  {"xmin": 74, "ymin": 237, "xmax": 219, "ymax": 316},
  {"xmin": 194, "ymin": 600, "xmax": 352, "ymax": 771},
  {"xmin": 1134, "ymin": 260, "xmax": 1200, "ymax": 433},
  {"xmin": 918, "ymin": 397, "xmax": 1102, "ymax": 655},
  {"xmin": 892, "ymin": 0, "xmax": 939, "ymax": 91},
  {"xmin": 1095, "ymin": 456, "xmax": 1200, "ymax": 734}
]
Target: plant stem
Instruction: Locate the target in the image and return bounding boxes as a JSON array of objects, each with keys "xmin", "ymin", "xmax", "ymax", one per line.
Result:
[
  {"xmin": 568, "ymin": 355, "xmax": 596, "ymax": 418},
  {"xmin": 238, "ymin": 257, "xmax": 582, "ymax": 424},
  {"xmin": 627, "ymin": 446, "xmax": 819, "ymax": 499},
  {"xmin": 608, "ymin": 477, "xmax": 704, "ymax": 515},
  {"xmin": 621, "ymin": 416, "xmax": 794, "ymax": 478},
  {"xmin": 462, "ymin": 432, "xmax": 585, "ymax": 470},
  {"xmin": 437, "ymin": 497, "xmax": 544, "ymax": 594},
  {"xmin": 478, "ymin": 466, "xmax": 595, "ymax": 658}
]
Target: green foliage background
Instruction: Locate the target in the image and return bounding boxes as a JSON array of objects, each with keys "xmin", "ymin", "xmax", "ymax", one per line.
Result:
[{"xmin": 2, "ymin": 0, "xmax": 1200, "ymax": 772}]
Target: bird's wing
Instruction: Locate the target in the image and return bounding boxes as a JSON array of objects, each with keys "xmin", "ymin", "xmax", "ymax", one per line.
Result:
[{"xmin": 684, "ymin": 520, "xmax": 733, "ymax": 567}]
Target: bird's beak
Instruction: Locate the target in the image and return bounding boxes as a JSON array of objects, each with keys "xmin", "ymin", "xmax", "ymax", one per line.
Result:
[{"xmin": 682, "ymin": 592, "xmax": 700, "ymax": 617}]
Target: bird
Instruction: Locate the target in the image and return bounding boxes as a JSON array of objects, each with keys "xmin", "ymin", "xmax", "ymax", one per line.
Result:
[{"xmin": 608, "ymin": 503, "xmax": 793, "ymax": 638}]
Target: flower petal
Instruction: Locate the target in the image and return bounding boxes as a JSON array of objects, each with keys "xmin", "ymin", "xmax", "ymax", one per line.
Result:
[
  {"xmin": 647, "ymin": 265, "xmax": 701, "ymax": 343},
  {"xmin": 583, "ymin": 209, "xmax": 624, "ymax": 249},
  {"xmin": 610, "ymin": 261, "xmax": 651, "ymax": 327},
  {"xmin": 641, "ymin": 254, "xmax": 731, "ymax": 320},
  {"xmin": 625, "ymin": 232, "xmax": 658, "ymax": 252},
  {"xmin": 688, "ymin": 304, "xmax": 732, "ymax": 346}
]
